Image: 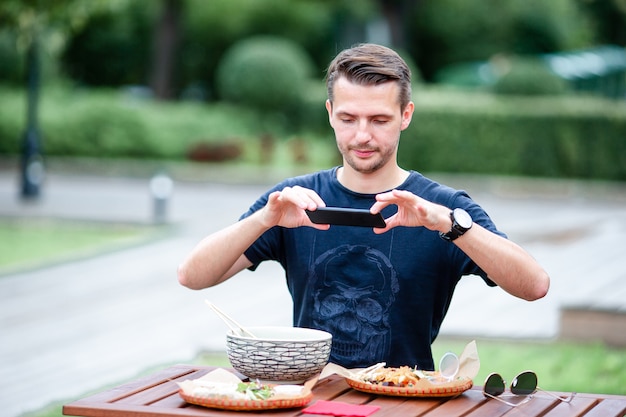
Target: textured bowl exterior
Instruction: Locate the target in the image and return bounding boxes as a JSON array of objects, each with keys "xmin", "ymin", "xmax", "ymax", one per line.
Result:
[{"xmin": 226, "ymin": 327, "xmax": 332, "ymax": 382}]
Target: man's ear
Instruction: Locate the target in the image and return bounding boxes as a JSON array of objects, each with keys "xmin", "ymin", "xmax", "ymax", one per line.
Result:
[
  {"xmin": 325, "ymin": 99, "xmax": 333, "ymax": 127},
  {"xmin": 401, "ymin": 101, "xmax": 415, "ymax": 131}
]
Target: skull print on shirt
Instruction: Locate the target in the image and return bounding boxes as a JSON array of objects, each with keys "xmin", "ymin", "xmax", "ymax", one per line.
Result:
[{"xmin": 309, "ymin": 244, "xmax": 400, "ymax": 366}]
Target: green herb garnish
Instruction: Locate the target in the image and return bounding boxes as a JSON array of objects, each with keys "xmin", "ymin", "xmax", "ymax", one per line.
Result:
[{"xmin": 236, "ymin": 381, "xmax": 273, "ymax": 400}]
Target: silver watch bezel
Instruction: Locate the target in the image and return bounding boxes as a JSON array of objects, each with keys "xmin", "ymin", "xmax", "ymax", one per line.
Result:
[
  {"xmin": 452, "ymin": 208, "xmax": 473, "ymax": 230},
  {"xmin": 439, "ymin": 208, "xmax": 473, "ymax": 241}
]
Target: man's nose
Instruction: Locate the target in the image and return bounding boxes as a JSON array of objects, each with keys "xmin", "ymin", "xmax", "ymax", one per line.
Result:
[{"xmin": 355, "ymin": 120, "xmax": 372, "ymax": 142}]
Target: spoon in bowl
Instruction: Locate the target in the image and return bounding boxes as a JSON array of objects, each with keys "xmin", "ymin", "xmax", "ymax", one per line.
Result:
[{"xmin": 204, "ymin": 300, "xmax": 257, "ymax": 338}]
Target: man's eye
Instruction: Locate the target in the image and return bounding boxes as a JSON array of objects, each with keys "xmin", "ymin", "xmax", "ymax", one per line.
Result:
[
  {"xmin": 341, "ymin": 119, "xmax": 355, "ymax": 124},
  {"xmin": 373, "ymin": 119, "xmax": 389, "ymax": 125}
]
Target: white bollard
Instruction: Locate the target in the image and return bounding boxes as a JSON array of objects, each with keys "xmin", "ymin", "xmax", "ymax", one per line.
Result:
[{"xmin": 149, "ymin": 172, "xmax": 174, "ymax": 224}]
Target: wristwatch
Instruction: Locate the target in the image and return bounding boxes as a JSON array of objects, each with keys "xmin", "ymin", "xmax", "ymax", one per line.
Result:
[{"xmin": 439, "ymin": 208, "xmax": 473, "ymax": 241}]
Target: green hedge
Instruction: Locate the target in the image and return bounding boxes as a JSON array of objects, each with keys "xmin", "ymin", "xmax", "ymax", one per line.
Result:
[
  {"xmin": 216, "ymin": 36, "xmax": 314, "ymax": 110},
  {"xmin": 1, "ymin": 86, "xmax": 625, "ymax": 181},
  {"xmin": 400, "ymin": 89, "xmax": 626, "ymax": 180},
  {"xmin": 0, "ymin": 86, "xmax": 263, "ymax": 159}
]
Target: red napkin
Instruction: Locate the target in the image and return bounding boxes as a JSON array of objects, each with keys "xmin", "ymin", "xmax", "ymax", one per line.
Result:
[{"xmin": 302, "ymin": 400, "xmax": 380, "ymax": 417}]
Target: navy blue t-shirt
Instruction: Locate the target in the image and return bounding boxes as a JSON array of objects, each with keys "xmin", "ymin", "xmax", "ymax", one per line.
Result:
[{"xmin": 241, "ymin": 168, "xmax": 502, "ymax": 370}]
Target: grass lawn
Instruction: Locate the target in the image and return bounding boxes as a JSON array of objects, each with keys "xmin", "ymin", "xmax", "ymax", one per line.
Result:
[
  {"xmin": 0, "ymin": 217, "xmax": 162, "ymax": 274},
  {"xmin": 431, "ymin": 337, "xmax": 626, "ymax": 396}
]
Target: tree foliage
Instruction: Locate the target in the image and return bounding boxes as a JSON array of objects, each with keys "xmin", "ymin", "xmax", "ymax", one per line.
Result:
[
  {"xmin": 0, "ymin": 0, "xmax": 127, "ymax": 49},
  {"xmin": 61, "ymin": 2, "xmax": 156, "ymax": 86},
  {"xmin": 1, "ymin": 0, "xmax": 621, "ymax": 91},
  {"xmin": 0, "ymin": 0, "xmax": 132, "ymax": 83},
  {"xmin": 409, "ymin": 0, "xmax": 596, "ymax": 80}
]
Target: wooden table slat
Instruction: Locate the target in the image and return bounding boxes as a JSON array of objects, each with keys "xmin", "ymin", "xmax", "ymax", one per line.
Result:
[
  {"xmin": 504, "ymin": 397, "xmax": 563, "ymax": 417},
  {"xmin": 113, "ymin": 369, "xmax": 212, "ymax": 407},
  {"xmin": 575, "ymin": 398, "xmax": 626, "ymax": 417},
  {"xmin": 540, "ymin": 396, "xmax": 597, "ymax": 417},
  {"xmin": 64, "ymin": 401, "xmax": 196, "ymax": 417},
  {"xmin": 307, "ymin": 375, "xmax": 352, "ymax": 401},
  {"xmin": 331, "ymin": 388, "xmax": 375, "ymax": 404},
  {"xmin": 362, "ymin": 396, "xmax": 428, "ymax": 417},
  {"xmin": 463, "ymin": 393, "xmax": 514, "ymax": 417},
  {"xmin": 366, "ymin": 395, "xmax": 441, "ymax": 417},
  {"xmin": 423, "ymin": 389, "xmax": 487, "ymax": 417},
  {"xmin": 69, "ymin": 365, "xmax": 199, "ymax": 406},
  {"xmin": 149, "ymin": 391, "xmax": 189, "ymax": 409},
  {"xmin": 115, "ymin": 380, "xmax": 179, "ymax": 406}
]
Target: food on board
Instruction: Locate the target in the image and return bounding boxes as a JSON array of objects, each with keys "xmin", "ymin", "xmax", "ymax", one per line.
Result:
[
  {"xmin": 358, "ymin": 366, "xmax": 425, "ymax": 387},
  {"xmin": 186, "ymin": 379, "xmax": 304, "ymax": 401}
]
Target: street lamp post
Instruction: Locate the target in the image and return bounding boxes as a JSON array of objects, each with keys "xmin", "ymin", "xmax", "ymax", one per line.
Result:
[{"xmin": 20, "ymin": 37, "xmax": 44, "ymax": 199}]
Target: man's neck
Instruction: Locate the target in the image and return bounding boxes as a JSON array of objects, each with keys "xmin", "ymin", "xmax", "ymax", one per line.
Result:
[{"xmin": 337, "ymin": 164, "xmax": 409, "ymax": 194}]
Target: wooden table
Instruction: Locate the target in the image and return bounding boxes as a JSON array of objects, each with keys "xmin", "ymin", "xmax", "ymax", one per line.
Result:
[{"xmin": 63, "ymin": 364, "xmax": 626, "ymax": 417}]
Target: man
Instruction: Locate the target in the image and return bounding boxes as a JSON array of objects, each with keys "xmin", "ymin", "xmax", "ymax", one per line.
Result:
[{"xmin": 178, "ymin": 43, "xmax": 549, "ymax": 370}]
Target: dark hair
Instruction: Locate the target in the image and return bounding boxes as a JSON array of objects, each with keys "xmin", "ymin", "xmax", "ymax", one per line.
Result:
[{"xmin": 326, "ymin": 43, "xmax": 412, "ymax": 110}]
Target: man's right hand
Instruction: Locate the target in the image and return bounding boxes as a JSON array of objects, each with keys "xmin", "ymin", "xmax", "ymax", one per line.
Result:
[{"xmin": 261, "ymin": 186, "xmax": 331, "ymax": 230}]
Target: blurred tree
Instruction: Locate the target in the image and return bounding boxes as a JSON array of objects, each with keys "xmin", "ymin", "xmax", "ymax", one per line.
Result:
[
  {"xmin": 408, "ymin": 0, "xmax": 595, "ymax": 81},
  {"xmin": 0, "ymin": 0, "xmax": 126, "ymax": 198},
  {"xmin": 375, "ymin": 0, "xmax": 420, "ymax": 49},
  {"xmin": 61, "ymin": 1, "xmax": 155, "ymax": 86},
  {"xmin": 576, "ymin": 0, "xmax": 626, "ymax": 45},
  {"xmin": 150, "ymin": 0, "xmax": 183, "ymax": 100},
  {"xmin": 57, "ymin": 0, "xmax": 362, "ymax": 98},
  {"xmin": 0, "ymin": 31, "xmax": 25, "ymax": 84},
  {"xmin": 12, "ymin": 0, "xmax": 613, "ymax": 98},
  {"xmin": 180, "ymin": 0, "xmax": 341, "ymax": 100}
]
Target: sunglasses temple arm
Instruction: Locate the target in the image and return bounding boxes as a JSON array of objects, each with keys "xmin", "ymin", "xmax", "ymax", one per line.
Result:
[
  {"xmin": 538, "ymin": 387, "xmax": 576, "ymax": 403},
  {"xmin": 483, "ymin": 392, "xmax": 532, "ymax": 407}
]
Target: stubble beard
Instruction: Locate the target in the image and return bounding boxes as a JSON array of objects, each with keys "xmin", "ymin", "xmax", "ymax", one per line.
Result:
[{"xmin": 340, "ymin": 143, "xmax": 397, "ymax": 174}]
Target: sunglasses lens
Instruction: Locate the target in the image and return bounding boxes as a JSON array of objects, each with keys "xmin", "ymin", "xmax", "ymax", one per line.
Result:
[
  {"xmin": 484, "ymin": 373, "xmax": 505, "ymax": 397},
  {"xmin": 511, "ymin": 371, "xmax": 537, "ymax": 396}
]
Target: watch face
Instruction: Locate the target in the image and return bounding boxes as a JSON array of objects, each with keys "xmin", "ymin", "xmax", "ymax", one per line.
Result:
[{"xmin": 453, "ymin": 208, "xmax": 473, "ymax": 229}]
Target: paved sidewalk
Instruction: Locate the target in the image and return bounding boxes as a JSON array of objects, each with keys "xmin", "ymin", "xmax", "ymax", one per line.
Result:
[{"xmin": 1, "ymin": 163, "xmax": 625, "ymax": 417}]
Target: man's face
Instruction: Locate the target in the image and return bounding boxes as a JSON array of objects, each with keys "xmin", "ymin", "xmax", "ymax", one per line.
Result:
[{"xmin": 326, "ymin": 77, "xmax": 414, "ymax": 174}]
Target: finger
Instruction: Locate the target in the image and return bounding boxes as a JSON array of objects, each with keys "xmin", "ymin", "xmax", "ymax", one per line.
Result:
[
  {"xmin": 373, "ymin": 214, "xmax": 398, "ymax": 234},
  {"xmin": 267, "ymin": 190, "xmax": 283, "ymax": 206},
  {"xmin": 310, "ymin": 223, "xmax": 331, "ymax": 231},
  {"xmin": 277, "ymin": 187, "xmax": 308, "ymax": 210},
  {"xmin": 281, "ymin": 186, "xmax": 325, "ymax": 210},
  {"xmin": 390, "ymin": 189, "xmax": 415, "ymax": 202},
  {"xmin": 374, "ymin": 189, "xmax": 413, "ymax": 207},
  {"xmin": 373, "ymin": 223, "xmax": 395, "ymax": 234},
  {"xmin": 375, "ymin": 190, "xmax": 397, "ymax": 202},
  {"xmin": 372, "ymin": 190, "xmax": 401, "ymax": 213},
  {"xmin": 297, "ymin": 186, "xmax": 326, "ymax": 208},
  {"xmin": 370, "ymin": 200, "xmax": 390, "ymax": 214}
]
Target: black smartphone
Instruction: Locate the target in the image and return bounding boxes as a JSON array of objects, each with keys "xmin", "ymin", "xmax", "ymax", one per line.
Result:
[{"xmin": 306, "ymin": 207, "xmax": 386, "ymax": 228}]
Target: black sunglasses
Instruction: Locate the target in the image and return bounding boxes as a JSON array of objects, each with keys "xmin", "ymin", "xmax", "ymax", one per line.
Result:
[{"xmin": 483, "ymin": 371, "xmax": 575, "ymax": 407}]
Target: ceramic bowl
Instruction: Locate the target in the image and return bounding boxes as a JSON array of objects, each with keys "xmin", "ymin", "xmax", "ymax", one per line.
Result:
[{"xmin": 226, "ymin": 326, "xmax": 332, "ymax": 383}]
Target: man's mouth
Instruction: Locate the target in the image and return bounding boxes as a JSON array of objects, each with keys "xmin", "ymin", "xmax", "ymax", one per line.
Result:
[{"xmin": 352, "ymin": 148, "xmax": 376, "ymax": 158}]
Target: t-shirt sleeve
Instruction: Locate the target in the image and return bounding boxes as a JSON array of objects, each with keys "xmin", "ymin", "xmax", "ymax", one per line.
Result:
[
  {"xmin": 243, "ymin": 226, "xmax": 281, "ymax": 271},
  {"xmin": 238, "ymin": 183, "xmax": 287, "ymax": 271},
  {"xmin": 449, "ymin": 191, "xmax": 504, "ymax": 287}
]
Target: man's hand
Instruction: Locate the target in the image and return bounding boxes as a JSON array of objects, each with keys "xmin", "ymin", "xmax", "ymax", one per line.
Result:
[
  {"xmin": 370, "ymin": 189, "xmax": 451, "ymax": 234},
  {"xmin": 261, "ymin": 186, "xmax": 331, "ymax": 230}
]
